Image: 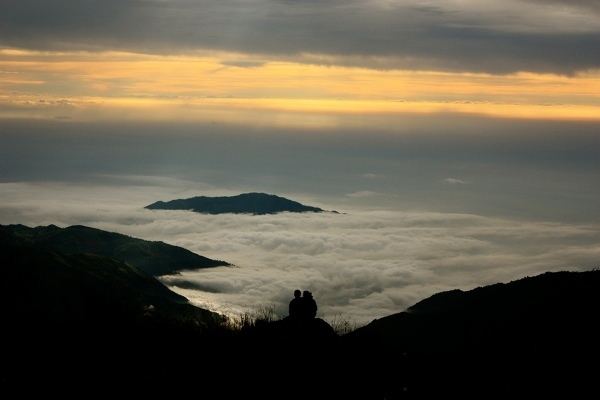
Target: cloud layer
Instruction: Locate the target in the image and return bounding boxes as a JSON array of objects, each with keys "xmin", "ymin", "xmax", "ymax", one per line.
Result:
[
  {"xmin": 2, "ymin": 0, "xmax": 600, "ymax": 73},
  {"xmin": 2, "ymin": 181, "xmax": 599, "ymax": 325}
]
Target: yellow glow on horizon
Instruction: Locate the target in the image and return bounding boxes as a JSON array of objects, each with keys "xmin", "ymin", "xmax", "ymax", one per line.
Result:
[{"xmin": 1, "ymin": 48, "xmax": 600, "ymax": 127}]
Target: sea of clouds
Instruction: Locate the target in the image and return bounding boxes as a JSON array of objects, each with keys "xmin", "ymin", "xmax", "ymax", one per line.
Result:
[{"xmin": 2, "ymin": 180, "xmax": 599, "ymax": 325}]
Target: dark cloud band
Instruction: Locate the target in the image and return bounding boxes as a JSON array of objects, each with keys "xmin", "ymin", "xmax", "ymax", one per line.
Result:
[{"xmin": 1, "ymin": 0, "xmax": 600, "ymax": 74}]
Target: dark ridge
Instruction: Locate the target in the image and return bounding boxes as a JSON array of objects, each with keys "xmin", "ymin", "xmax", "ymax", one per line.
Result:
[
  {"xmin": 0, "ymin": 234, "xmax": 225, "ymax": 337},
  {"xmin": 347, "ymin": 269, "xmax": 600, "ymax": 397},
  {"xmin": 145, "ymin": 192, "xmax": 325, "ymax": 215},
  {"xmin": 1, "ymin": 233, "xmax": 231, "ymax": 392},
  {"xmin": 353, "ymin": 270, "xmax": 600, "ymax": 349},
  {"xmin": 2, "ymin": 225, "xmax": 599, "ymax": 399},
  {"xmin": 0, "ymin": 224, "xmax": 229, "ymax": 276}
]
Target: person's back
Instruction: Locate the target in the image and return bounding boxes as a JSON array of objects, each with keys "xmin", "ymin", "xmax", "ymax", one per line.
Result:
[
  {"xmin": 289, "ymin": 289, "xmax": 302, "ymax": 319},
  {"xmin": 302, "ymin": 290, "xmax": 317, "ymax": 319}
]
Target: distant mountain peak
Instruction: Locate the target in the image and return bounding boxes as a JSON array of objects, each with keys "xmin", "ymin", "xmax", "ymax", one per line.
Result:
[{"xmin": 145, "ymin": 192, "xmax": 327, "ymax": 215}]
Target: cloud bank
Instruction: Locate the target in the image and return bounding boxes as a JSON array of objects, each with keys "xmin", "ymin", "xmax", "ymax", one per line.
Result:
[
  {"xmin": 2, "ymin": 181, "xmax": 599, "ymax": 325},
  {"xmin": 1, "ymin": 0, "xmax": 600, "ymax": 73},
  {"xmin": 444, "ymin": 178, "xmax": 469, "ymax": 185}
]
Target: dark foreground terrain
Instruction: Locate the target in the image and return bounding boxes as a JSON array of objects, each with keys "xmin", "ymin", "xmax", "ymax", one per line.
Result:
[{"xmin": 2, "ymin": 227, "xmax": 599, "ymax": 398}]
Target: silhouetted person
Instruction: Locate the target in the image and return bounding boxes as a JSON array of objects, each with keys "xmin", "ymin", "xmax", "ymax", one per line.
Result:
[
  {"xmin": 289, "ymin": 289, "xmax": 302, "ymax": 319},
  {"xmin": 301, "ymin": 290, "xmax": 317, "ymax": 319}
]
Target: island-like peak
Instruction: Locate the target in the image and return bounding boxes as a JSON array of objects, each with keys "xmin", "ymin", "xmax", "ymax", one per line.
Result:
[{"xmin": 145, "ymin": 192, "xmax": 325, "ymax": 215}]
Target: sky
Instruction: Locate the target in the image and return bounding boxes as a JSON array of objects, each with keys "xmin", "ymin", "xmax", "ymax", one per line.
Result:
[{"xmin": 1, "ymin": 1, "xmax": 600, "ymax": 323}]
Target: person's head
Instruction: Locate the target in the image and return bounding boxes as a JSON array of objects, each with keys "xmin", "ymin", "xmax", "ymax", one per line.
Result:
[
  {"xmin": 294, "ymin": 289, "xmax": 301, "ymax": 298},
  {"xmin": 303, "ymin": 290, "xmax": 312, "ymax": 298}
]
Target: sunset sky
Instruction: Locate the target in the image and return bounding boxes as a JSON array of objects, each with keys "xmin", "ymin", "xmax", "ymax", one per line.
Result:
[
  {"xmin": 2, "ymin": 1, "xmax": 600, "ymax": 125},
  {"xmin": 2, "ymin": 1, "xmax": 600, "ymax": 321},
  {"xmin": 2, "ymin": 0, "xmax": 599, "ymax": 219}
]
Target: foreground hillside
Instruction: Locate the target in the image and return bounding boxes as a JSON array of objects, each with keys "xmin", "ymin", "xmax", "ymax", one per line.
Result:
[
  {"xmin": 1, "ymin": 235, "xmax": 225, "ymax": 337},
  {"xmin": 354, "ymin": 269, "xmax": 600, "ymax": 351},
  {"xmin": 2, "ymin": 228, "xmax": 598, "ymax": 398},
  {"xmin": 349, "ymin": 269, "xmax": 600, "ymax": 397},
  {"xmin": 1, "ymin": 232, "xmax": 230, "ymax": 395},
  {"xmin": 0, "ymin": 224, "xmax": 229, "ymax": 275}
]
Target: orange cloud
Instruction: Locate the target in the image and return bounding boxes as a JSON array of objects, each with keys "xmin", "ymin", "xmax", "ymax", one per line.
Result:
[{"xmin": 1, "ymin": 48, "xmax": 600, "ymax": 127}]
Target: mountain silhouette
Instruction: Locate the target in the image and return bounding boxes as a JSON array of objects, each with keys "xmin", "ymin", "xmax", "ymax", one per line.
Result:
[
  {"xmin": 1, "ymin": 233, "xmax": 225, "ymax": 333},
  {"xmin": 353, "ymin": 270, "xmax": 600, "ymax": 351},
  {"xmin": 2, "ymin": 225, "xmax": 598, "ymax": 399},
  {"xmin": 0, "ymin": 224, "xmax": 229, "ymax": 276},
  {"xmin": 146, "ymin": 192, "xmax": 325, "ymax": 215},
  {"xmin": 1, "ymin": 232, "xmax": 231, "ymax": 394},
  {"xmin": 349, "ymin": 270, "xmax": 600, "ymax": 397}
]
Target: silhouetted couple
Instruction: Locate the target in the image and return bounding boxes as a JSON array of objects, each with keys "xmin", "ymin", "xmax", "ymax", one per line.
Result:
[{"xmin": 289, "ymin": 289, "xmax": 317, "ymax": 320}]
